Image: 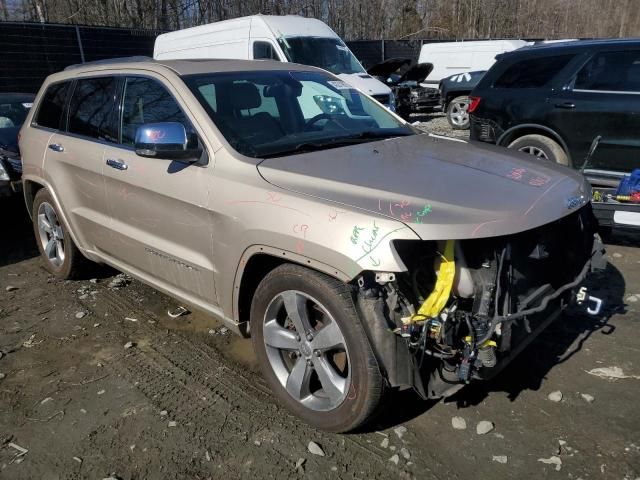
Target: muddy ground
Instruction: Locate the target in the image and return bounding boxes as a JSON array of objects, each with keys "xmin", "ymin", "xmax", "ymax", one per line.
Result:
[{"xmin": 1, "ymin": 120, "xmax": 639, "ymax": 479}]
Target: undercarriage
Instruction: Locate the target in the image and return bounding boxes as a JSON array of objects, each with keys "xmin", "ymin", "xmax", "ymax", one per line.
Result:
[{"xmin": 356, "ymin": 206, "xmax": 606, "ymax": 399}]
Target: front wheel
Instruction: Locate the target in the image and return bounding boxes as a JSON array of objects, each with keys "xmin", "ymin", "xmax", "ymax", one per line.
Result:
[{"xmin": 250, "ymin": 264, "xmax": 384, "ymax": 432}]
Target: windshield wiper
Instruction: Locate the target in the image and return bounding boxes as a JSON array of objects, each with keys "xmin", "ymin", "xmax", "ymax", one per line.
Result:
[{"xmin": 261, "ymin": 131, "xmax": 413, "ymax": 158}]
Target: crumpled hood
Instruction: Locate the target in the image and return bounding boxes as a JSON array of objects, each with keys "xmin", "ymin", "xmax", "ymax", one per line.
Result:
[{"xmin": 257, "ymin": 134, "xmax": 591, "ymax": 240}]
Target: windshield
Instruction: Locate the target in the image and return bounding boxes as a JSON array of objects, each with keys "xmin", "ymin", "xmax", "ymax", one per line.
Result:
[
  {"xmin": 277, "ymin": 36, "xmax": 365, "ymax": 75},
  {"xmin": 0, "ymin": 99, "xmax": 31, "ymax": 132},
  {"xmin": 184, "ymin": 70, "xmax": 413, "ymax": 158}
]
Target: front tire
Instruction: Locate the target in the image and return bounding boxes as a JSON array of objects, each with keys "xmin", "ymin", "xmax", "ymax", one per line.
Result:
[
  {"xmin": 250, "ymin": 264, "xmax": 384, "ymax": 432},
  {"xmin": 508, "ymin": 134, "xmax": 569, "ymax": 166},
  {"xmin": 32, "ymin": 189, "xmax": 91, "ymax": 279}
]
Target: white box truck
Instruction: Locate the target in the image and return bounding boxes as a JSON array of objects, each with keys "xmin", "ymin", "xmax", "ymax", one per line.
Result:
[{"xmin": 154, "ymin": 15, "xmax": 396, "ymax": 111}]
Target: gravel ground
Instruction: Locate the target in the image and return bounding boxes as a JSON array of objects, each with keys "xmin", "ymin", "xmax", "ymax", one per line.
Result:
[
  {"xmin": 410, "ymin": 111, "xmax": 471, "ymax": 140},
  {"xmin": 0, "ymin": 126, "xmax": 638, "ymax": 479}
]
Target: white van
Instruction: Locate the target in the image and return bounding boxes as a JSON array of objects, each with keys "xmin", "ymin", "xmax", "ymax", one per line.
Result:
[
  {"xmin": 154, "ymin": 15, "xmax": 396, "ymax": 110},
  {"xmin": 418, "ymin": 40, "xmax": 527, "ymax": 84}
]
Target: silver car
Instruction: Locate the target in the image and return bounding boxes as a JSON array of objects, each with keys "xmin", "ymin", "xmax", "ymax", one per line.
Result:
[{"xmin": 19, "ymin": 58, "xmax": 603, "ymax": 432}]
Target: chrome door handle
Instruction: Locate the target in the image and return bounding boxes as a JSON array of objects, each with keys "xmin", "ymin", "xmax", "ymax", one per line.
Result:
[
  {"xmin": 554, "ymin": 102, "xmax": 576, "ymax": 109},
  {"xmin": 48, "ymin": 143, "xmax": 64, "ymax": 152},
  {"xmin": 106, "ymin": 158, "xmax": 128, "ymax": 171}
]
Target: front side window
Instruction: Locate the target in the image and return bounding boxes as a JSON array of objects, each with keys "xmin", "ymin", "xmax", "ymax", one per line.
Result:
[
  {"xmin": 185, "ymin": 70, "xmax": 413, "ymax": 158},
  {"xmin": 68, "ymin": 77, "xmax": 118, "ymax": 142},
  {"xmin": 120, "ymin": 77, "xmax": 191, "ymax": 146},
  {"xmin": 277, "ymin": 37, "xmax": 365, "ymax": 75},
  {"xmin": 34, "ymin": 82, "xmax": 71, "ymax": 129},
  {"xmin": 494, "ymin": 55, "xmax": 575, "ymax": 88},
  {"xmin": 253, "ymin": 41, "xmax": 279, "ymax": 60},
  {"xmin": 574, "ymin": 50, "xmax": 640, "ymax": 92}
]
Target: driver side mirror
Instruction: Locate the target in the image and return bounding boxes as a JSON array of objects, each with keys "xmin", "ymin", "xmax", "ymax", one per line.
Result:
[{"xmin": 134, "ymin": 122, "xmax": 201, "ymax": 162}]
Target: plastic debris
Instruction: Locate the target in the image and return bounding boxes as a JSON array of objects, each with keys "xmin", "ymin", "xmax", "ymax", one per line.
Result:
[
  {"xmin": 389, "ymin": 454, "xmax": 399, "ymax": 465},
  {"xmin": 167, "ymin": 306, "xmax": 189, "ymax": 318},
  {"xmin": 581, "ymin": 393, "xmax": 595, "ymax": 403},
  {"xmin": 586, "ymin": 366, "xmax": 640, "ymax": 380},
  {"xmin": 492, "ymin": 455, "xmax": 508, "ymax": 464},
  {"xmin": 393, "ymin": 425, "xmax": 407, "ymax": 440},
  {"xmin": 124, "ymin": 341, "xmax": 135, "ymax": 349},
  {"xmin": 538, "ymin": 455, "xmax": 562, "ymax": 471}
]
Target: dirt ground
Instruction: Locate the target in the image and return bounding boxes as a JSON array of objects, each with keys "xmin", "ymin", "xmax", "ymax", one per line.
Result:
[{"xmin": 1, "ymin": 121, "xmax": 639, "ymax": 479}]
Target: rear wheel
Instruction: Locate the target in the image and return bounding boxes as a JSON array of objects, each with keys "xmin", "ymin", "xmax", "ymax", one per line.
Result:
[
  {"xmin": 32, "ymin": 189, "xmax": 91, "ymax": 279},
  {"xmin": 446, "ymin": 95, "xmax": 470, "ymax": 130},
  {"xmin": 250, "ymin": 264, "xmax": 384, "ymax": 432},
  {"xmin": 508, "ymin": 134, "xmax": 569, "ymax": 166}
]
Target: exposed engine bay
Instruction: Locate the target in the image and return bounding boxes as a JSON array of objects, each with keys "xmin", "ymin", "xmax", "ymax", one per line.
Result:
[{"xmin": 355, "ymin": 206, "xmax": 605, "ymax": 399}]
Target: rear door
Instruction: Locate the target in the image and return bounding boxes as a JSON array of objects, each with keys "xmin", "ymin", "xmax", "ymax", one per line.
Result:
[
  {"xmin": 549, "ymin": 49, "xmax": 640, "ymax": 174},
  {"xmin": 102, "ymin": 75, "xmax": 216, "ymax": 305},
  {"xmin": 41, "ymin": 76, "xmax": 117, "ymax": 252}
]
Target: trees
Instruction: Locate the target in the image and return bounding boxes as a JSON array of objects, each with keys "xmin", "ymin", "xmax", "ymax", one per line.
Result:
[{"xmin": 3, "ymin": 0, "xmax": 639, "ymax": 40}]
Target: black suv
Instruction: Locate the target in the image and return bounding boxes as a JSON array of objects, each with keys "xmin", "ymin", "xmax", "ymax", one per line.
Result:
[{"xmin": 469, "ymin": 39, "xmax": 640, "ymax": 186}]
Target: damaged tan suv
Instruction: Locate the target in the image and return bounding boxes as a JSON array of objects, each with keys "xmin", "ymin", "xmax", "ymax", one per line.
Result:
[{"xmin": 20, "ymin": 58, "xmax": 604, "ymax": 432}]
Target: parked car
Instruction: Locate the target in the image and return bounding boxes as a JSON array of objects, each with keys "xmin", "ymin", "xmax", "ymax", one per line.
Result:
[
  {"xmin": 439, "ymin": 70, "xmax": 487, "ymax": 129},
  {"xmin": 469, "ymin": 38, "xmax": 640, "ymax": 184},
  {"xmin": 154, "ymin": 14, "xmax": 396, "ymax": 111},
  {"xmin": 367, "ymin": 58, "xmax": 437, "ymax": 118},
  {"xmin": 418, "ymin": 40, "xmax": 526, "ymax": 86},
  {"xmin": 0, "ymin": 93, "xmax": 34, "ymax": 197},
  {"xmin": 20, "ymin": 58, "xmax": 603, "ymax": 432}
]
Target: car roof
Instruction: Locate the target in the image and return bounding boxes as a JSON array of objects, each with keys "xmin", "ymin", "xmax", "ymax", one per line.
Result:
[
  {"xmin": 54, "ymin": 57, "xmax": 322, "ymax": 80},
  {"xmin": 503, "ymin": 38, "xmax": 640, "ymax": 58}
]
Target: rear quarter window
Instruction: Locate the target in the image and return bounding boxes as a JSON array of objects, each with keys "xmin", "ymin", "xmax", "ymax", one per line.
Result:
[
  {"xmin": 34, "ymin": 82, "xmax": 71, "ymax": 129},
  {"xmin": 493, "ymin": 54, "xmax": 575, "ymax": 88}
]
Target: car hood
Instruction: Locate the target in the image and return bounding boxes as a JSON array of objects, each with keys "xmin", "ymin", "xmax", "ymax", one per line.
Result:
[
  {"xmin": 367, "ymin": 58, "xmax": 411, "ymax": 79},
  {"xmin": 337, "ymin": 73, "xmax": 391, "ymax": 97},
  {"xmin": 257, "ymin": 134, "xmax": 591, "ymax": 240}
]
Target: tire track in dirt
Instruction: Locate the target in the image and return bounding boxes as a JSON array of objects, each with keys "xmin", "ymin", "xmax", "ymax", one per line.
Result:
[{"xmin": 89, "ymin": 284, "xmax": 439, "ymax": 478}]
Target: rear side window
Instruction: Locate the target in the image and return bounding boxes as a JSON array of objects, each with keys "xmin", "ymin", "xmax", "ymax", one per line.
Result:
[
  {"xmin": 574, "ymin": 50, "xmax": 640, "ymax": 92},
  {"xmin": 493, "ymin": 55, "xmax": 575, "ymax": 88},
  {"xmin": 68, "ymin": 77, "xmax": 118, "ymax": 142},
  {"xmin": 253, "ymin": 41, "xmax": 279, "ymax": 60},
  {"xmin": 120, "ymin": 77, "xmax": 190, "ymax": 146},
  {"xmin": 34, "ymin": 82, "xmax": 71, "ymax": 129}
]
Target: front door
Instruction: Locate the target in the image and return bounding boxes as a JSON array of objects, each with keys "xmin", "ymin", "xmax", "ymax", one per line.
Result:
[{"xmin": 102, "ymin": 75, "xmax": 216, "ymax": 305}]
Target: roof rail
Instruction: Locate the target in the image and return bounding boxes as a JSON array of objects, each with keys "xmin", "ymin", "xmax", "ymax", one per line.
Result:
[{"xmin": 64, "ymin": 56, "xmax": 153, "ymax": 71}]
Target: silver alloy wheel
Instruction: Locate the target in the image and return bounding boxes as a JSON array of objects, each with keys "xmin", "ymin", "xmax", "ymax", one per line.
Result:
[
  {"xmin": 37, "ymin": 201, "xmax": 65, "ymax": 268},
  {"xmin": 517, "ymin": 145, "xmax": 549, "ymax": 159},
  {"xmin": 449, "ymin": 99, "xmax": 469, "ymax": 126},
  {"xmin": 263, "ymin": 290, "xmax": 351, "ymax": 412}
]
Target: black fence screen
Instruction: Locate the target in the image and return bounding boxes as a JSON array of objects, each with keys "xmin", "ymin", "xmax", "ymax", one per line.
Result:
[
  {"xmin": 0, "ymin": 21, "xmax": 537, "ymax": 94},
  {"xmin": 0, "ymin": 22, "xmax": 160, "ymax": 93}
]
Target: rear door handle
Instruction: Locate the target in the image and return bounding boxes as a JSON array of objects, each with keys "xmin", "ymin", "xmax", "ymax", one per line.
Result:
[
  {"xmin": 554, "ymin": 102, "xmax": 576, "ymax": 109},
  {"xmin": 48, "ymin": 143, "xmax": 64, "ymax": 152},
  {"xmin": 106, "ymin": 158, "xmax": 128, "ymax": 171}
]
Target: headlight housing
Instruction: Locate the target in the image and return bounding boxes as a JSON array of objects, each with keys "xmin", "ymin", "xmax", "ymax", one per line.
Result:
[{"xmin": 387, "ymin": 91, "xmax": 396, "ymax": 111}]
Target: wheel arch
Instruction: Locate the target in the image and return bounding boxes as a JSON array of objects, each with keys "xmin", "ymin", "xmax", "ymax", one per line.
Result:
[
  {"xmin": 497, "ymin": 124, "xmax": 572, "ymax": 165},
  {"xmin": 232, "ymin": 246, "xmax": 358, "ymax": 336},
  {"xmin": 23, "ymin": 178, "xmax": 45, "ymax": 220}
]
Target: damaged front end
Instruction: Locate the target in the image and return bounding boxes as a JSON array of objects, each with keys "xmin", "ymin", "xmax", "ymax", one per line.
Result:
[{"xmin": 355, "ymin": 206, "xmax": 606, "ymax": 399}]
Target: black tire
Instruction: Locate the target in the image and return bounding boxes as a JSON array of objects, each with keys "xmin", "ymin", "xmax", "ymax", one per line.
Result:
[
  {"xmin": 446, "ymin": 95, "xmax": 470, "ymax": 130},
  {"xmin": 32, "ymin": 189, "xmax": 91, "ymax": 279},
  {"xmin": 508, "ymin": 134, "xmax": 570, "ymax": 166},
  {"xmin": 250, "ymin": 263, "xmax": 384, "ymax": 432}
]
